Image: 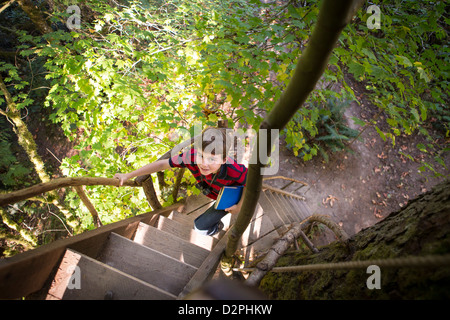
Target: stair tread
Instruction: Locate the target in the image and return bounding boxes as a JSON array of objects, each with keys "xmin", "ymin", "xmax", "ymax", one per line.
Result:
[
  {"xmin": 239, "ymin": 203, "xmax": 279, "ymax": 263},
  {"xmin": 259, "ymin": 192, "xmax": 288, "ymax": 233},
  {"xmin": 283, "ymin": 196, "xmax": 304, "ymax": 221},
  {"xmin": 291, "ymin": 198, "xmax": 311, "ymax": 220},
  {"xmin": 276, "ymin": 193, "xmax": 299, "ymax": 222},
  {"xmin": 268, "ymin": 191, "xmax": 293, "ymax": 224},
  {"xmin": 179, "ymin": 194, "xmax": 215, "ymax": 217},
  {"xmin": 133, "ymin": 222, "xmax": 210, "ymax": 268},
  {"xmin": 98, "ymin": 232, "xmax": 197, "ymax": 296},
  {"xmin": 169, "ymin": 210, "xmax": 196, "ymax": 224},
  {"xmin": 46, "ymin": 249, "xmax": 176, "ymax": 300},
  {"xmin": 170, "ymin": 210, "xmax": 233, "ymax": 232},
  {"xmin": 156, "ymin": 215, "xmax": 219, "ymax": 251}
]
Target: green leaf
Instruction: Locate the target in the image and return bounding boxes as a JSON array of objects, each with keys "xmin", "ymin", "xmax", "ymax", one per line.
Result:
[
  {"xmin": 410, "ymin": 108, "xmax": 420, "ymax": 123},
  {"xmin": 348, "ymin": 61, "xmax": 365, "ymax": 79},
  {"xmin": 417, "ymin": 143, "xmax": 427, "ymax": 153},
  {"xmin": 287, "ymin": 5, "xmax": 302, "ymax": 19},
  {"xmin": 395, "ymin": 55, "xmax": 412, "ymax": 67},
  {"xmin": 375, "ymin": 126, "xmax": 386, "ymax": 142},
  {"xmin": 351, "ymin": 117, "xmax": 366, "ymax": 127}
]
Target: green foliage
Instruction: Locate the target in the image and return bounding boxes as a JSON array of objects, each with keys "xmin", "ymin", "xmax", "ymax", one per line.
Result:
[
  {"xmin": 283, "ymin": 0, "xmax": 448, "ymax": 174},
  {"xmin": 0, "ymin": 128, "xmax": 31, "ymax": 188},
  {"xmin": 284, "ymin": 98, "xmax": 359, "ymax": 162}
]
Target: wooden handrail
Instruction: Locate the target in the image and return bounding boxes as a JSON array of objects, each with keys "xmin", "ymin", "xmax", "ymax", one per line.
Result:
[
  {"xmin": 263, "ymin": 176, "xmax": 308, "ymax": 186},
  {"xmin": 0, "ymin": 177, "xmax": 139, "ymax": 207},
  {"xmin": 262, "ymin": 184, "xmax": 306, "ymax": 201}
]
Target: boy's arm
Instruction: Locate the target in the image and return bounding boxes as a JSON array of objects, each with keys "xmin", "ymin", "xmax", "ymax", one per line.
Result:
[
  {"xmin": 225, "ymin": 186, "xmax": 246, "ymax": 215},
  {"xmin": 114, "ymin": 159, "xmax": 171, "ymax": 186}
]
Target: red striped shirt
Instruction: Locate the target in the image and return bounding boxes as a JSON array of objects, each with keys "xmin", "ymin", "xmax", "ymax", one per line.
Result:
[{"xmin": 169, "ymin": 148, "xmax": 247, "ymax": 200}]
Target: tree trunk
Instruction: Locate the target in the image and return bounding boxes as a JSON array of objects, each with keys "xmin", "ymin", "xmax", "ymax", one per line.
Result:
[
  {"xmin": 0, "ymin": 75, "xmax": 49, "ymax": 184},
  {"xmin": 17, "ymin": 0, "xmax": 53, "ymax": 35},
  {"xmin": 258, "ymin": 180, "xmax": 450, "ymax": 299},
  {"xmin": 223, "ymin": 0, "xmax": 365, "ymax": 262}
]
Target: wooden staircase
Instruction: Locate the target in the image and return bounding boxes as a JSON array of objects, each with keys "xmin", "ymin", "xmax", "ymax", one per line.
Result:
[{"xmin": 0, "ymin": 180, "xmax": 312, "ymax": 300}]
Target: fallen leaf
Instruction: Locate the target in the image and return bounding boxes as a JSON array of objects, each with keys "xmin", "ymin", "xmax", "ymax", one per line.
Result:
[
  {"xmin": 324, "ymin": 195, "xmax": 339, "ymax": 207},
  {"xmin": 373, "ymin": 208, "xmax": 383, "ymax": 218},
  {"xmin": 377, "ymin": 152, "xmax": 387, "ymax": 159},
  {"xmin": 400, "ymin": 154, "xmax": 407, "ymax": 163}
]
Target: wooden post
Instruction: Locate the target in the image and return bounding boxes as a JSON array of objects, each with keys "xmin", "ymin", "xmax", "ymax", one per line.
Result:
[
  {"xmin": 74, "ymin": 186, "xmax": 102, "ymax": 228},
  {"xmin": 136, "ymin": 175, "xmax": 162, "ymax": 210}
]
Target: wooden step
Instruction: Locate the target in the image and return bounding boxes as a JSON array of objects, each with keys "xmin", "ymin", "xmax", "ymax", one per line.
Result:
[
  {"xmin": 292, "ymin": 198, "xmax": 312, "ymax": 220},
  {"xmin": 169, "ymin": 209, "xmax": 233, "ymax": 232},
  {"xmin": 283, "ymin": 196, "xmax": 304, "ymax": 221},
  {"xmin": 279, "ymin": 195, "xmax": 299, "ymax": 222},
  {"xmin": 155, "ymin": 215, "xmax": 219, "ymax": 251},
  {"xmin": 179, "ymin": 194, "xmax": 215, "ymax": 217},
  {"xmin": 264, "ymin": 191, "xmax": 293, "ymax": 225},
  {"xmin": 97, "ymin": 233, "xmax": 197, "ymax": 296},
  {"xmin": 239, "ymin": 203, "xmax": 279, "ymax": 264},
  {"xmin": 168, "ymin": 210, "xmax": 198, "ymax": 225},
  {"xmin": 133, "ymin": 222, "xmax": 210, "ymax": 268},
  {"xmin": 46, "ymin": 249, "xmax": 176, "ymax": 300},
  {"xmin": 259, "ymin": 191, "xmax": 289, "ymax": 235}
]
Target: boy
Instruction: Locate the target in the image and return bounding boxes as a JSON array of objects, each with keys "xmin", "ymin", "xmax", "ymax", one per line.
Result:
[{"xmin": 114, "ymin": 127, "xmax": 248, "ymax": 236}]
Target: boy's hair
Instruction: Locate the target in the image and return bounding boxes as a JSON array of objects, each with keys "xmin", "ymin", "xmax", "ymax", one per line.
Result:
[{"xmin": 196, "ymin": 127, "xmax": 231, "ymax": 160}]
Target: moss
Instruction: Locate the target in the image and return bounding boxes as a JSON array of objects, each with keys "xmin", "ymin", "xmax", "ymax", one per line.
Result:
[{"xmin": 258, "ymin": 180, "xmax": 450, "ymax": 299}]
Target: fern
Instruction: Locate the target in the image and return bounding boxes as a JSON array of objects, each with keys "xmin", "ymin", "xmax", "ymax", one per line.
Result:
[{"xmin": 285, "ymin": 97, "xmax": 360, "ymax": 162}]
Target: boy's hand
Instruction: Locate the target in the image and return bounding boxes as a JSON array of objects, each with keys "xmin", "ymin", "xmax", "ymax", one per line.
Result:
[
  {"xmin": 225, "ymin": 204, "xmax": 241, "ymax": 215},
  {"xmin": 114, "ymin": 173, "xmax": 130, "ymax": 186}
]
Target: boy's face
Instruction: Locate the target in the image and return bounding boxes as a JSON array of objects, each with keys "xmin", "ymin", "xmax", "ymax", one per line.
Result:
[{"xmin": 196, "ymin": 151, "xmax": 226, "ymax": 176}]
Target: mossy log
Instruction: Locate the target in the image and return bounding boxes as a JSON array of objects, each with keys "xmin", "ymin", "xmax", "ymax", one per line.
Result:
[{"xmin": 259, "ymin": 180, "xmax": 450, "ymax": 299}]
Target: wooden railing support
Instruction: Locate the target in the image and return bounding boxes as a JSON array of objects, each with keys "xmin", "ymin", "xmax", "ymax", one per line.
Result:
[
  {"xmin": 74, "ymin": 186, "xmax": 103, "ymax": 228},
  {"xmin": 135, "ymin": 174, "xmax": 163, "ymax": 210}
]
